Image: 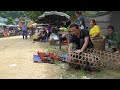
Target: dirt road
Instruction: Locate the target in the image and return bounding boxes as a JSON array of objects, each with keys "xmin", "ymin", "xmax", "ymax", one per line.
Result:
[{"xmin": 0, "ymin": 36, "xmax": 62, "ymax": 79}]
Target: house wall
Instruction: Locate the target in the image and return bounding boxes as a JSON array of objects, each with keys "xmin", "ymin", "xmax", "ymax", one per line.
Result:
[{"xmin": 111, "ymin": 11, "xmax": 120, "ymax": 32}]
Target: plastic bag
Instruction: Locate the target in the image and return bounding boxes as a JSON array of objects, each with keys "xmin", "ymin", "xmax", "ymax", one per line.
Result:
[{"xmin": 49, "ymin": 33, "xmax": 59, "ymax": 40}]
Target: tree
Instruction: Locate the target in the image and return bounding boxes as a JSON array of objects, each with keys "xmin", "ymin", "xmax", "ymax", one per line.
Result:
[
  {"xmin": 0, "ymin": 11, "xmax": 25, "ymax": 19},
  {"xmin": 24, "ymin": 11, "xmax": 45, "ymax": 21},
  {"xmin": 0, "ymin": 13, "xmax": 7, "ymax": 18},
  {"xmin": 5, "ymin": 17, "xmax": 14, "ymax": 25}
]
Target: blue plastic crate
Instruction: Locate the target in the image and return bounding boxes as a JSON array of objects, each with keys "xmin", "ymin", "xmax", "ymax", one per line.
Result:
[
  {"xmin": 58, "ymin": 53, "xmax": 69, "ymax": 62},
  {"xmin": 58, "ymin": 53, "xmax": 68, "ymax": 59},
  {"xmin": 33, "ymin": 55, "xmax": 42, "ymax": 63}
]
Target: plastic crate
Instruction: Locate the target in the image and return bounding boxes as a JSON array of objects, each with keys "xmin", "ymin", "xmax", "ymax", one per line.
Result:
[{"xmin": 33, "ymin": 55, "xmax": 42, "ymax": 63}]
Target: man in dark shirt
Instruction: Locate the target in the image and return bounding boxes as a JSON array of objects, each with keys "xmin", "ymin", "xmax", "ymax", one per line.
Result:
[{"xmin": 68, "ymin": 23, "xmax": 93, "ymax": 54}]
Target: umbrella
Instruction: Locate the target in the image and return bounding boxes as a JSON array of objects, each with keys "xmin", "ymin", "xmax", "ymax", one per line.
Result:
[
  {"xmin": 38, "ymin": 14, "xmax": 49, "ymax": 23},
  {"xmin": 38, "ymin": 11, "xmax": 71, "ymax": 25},
  {"xmin": 6, "ymin": 25, "xmax": 18, "ymax": 27},
  {"xmin": 0, "ymin": 23, "xmax": 6, "ymax": 26},
  {"xmin": 32, "ymin": 23, "xmax": 37, "ymax": 28},
  {"xmin": 36, "ymin": 24, "xmax": 48, "ymax": 27}
]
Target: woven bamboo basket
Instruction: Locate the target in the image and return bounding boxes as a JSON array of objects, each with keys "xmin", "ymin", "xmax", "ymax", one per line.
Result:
[{"xmin": 92, "ymin": 39, "xmax": 105, "ymax": 51}]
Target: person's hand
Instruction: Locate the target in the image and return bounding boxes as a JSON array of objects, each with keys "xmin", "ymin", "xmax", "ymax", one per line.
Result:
[
  {"xmin": 68, "ymin": 50, "xmax": 72, "ymax": 55},
  {"xmin": 91, "ymin": 37, "xmax": 94, "ymax": 40},
  {"xmin": 75, "ymin": 49, "xmax": 83, "ymax": 53},
  {"xmin": 115, "ymin": 50, "xmax": 120, "ymax": 54}
]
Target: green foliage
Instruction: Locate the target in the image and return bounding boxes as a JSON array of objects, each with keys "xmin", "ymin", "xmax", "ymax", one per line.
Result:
[
  {"xmin": 0, "ymin": 13, "xmax": 7, "ymax": 18},
  {"xmin": 66, "ymin": 11, "xmax": 75, "ymax": 18},
  {"xmin": 0, "ymin": 11, "xmax": 25, "ymax": 19},
  {"xmin": 24, "ymin": 11, "xmax": 45, "ymax": 21},
  {"xmin": 5, "ymin": 17, "xmax": 14, "ymax": 25}
]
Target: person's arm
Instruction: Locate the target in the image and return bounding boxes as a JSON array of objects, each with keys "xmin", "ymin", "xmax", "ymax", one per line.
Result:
[
  {"xmin": 76, "ymin": 30, "xmax": 89, "ymax": 52},
  {"xmin": 115, "ymin": 32, "xmax": 120, "ymax": 46},
  {"xmin": 76, "ymin": 36, "xmax": 89, "ymax": 53},
  {"xmin": 80, "ymin": 36, "xmax": 89, "ymax": 52},
  {"xmin": 68, "ymin": 43, "xmax": 73, "ymax": 54},
  {"xmin": 79, "ymin": 16, "xmax": 84, "ymax": 26},
  {"xmin": 68, "ymin": 35, "xmax": 74, "ymax": 54}
]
